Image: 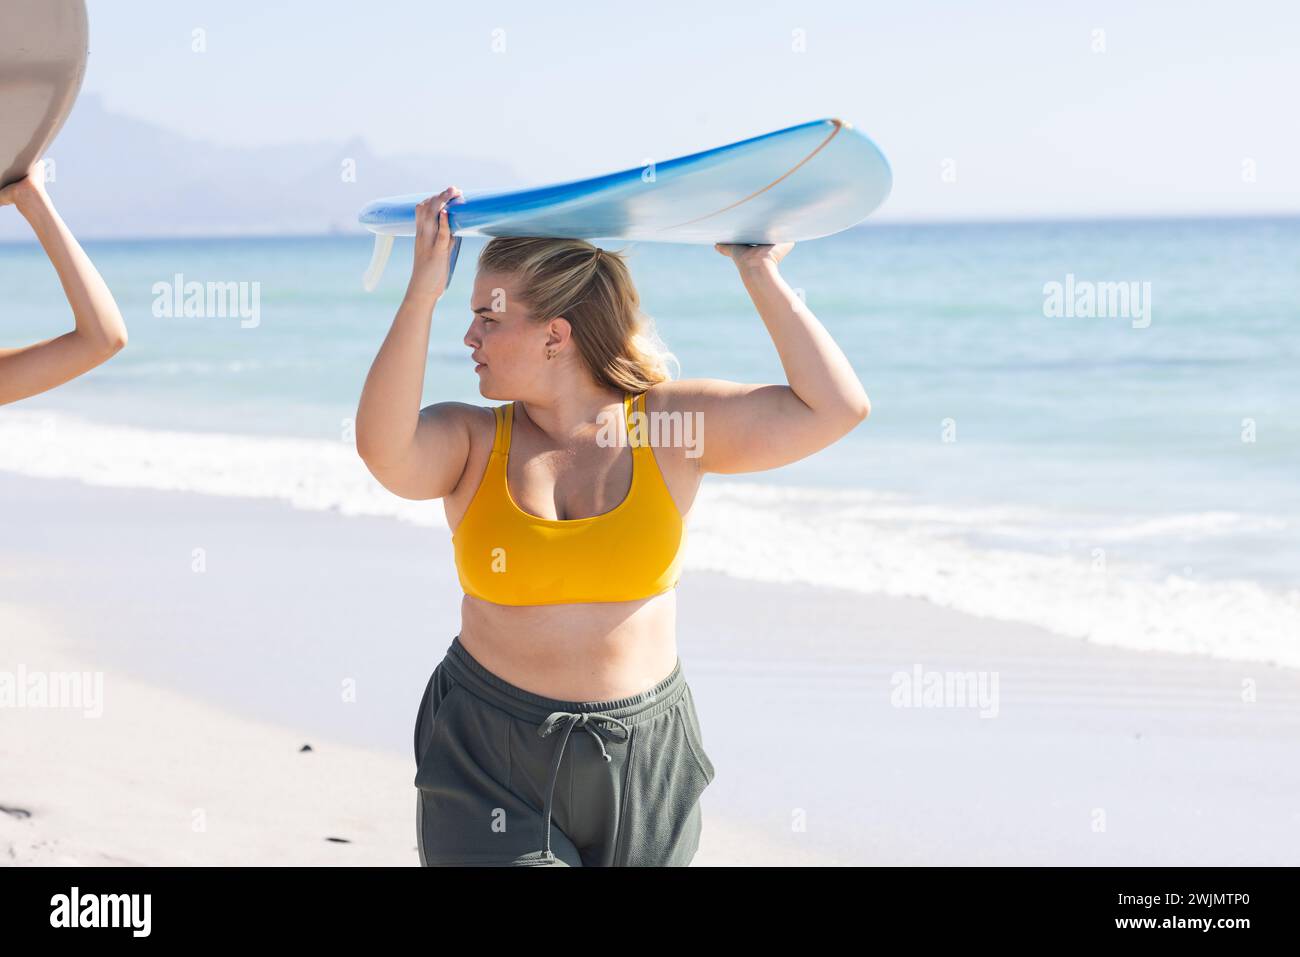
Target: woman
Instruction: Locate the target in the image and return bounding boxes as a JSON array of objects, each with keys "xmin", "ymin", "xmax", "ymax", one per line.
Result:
[
  {"xmin": 0, "ymin": 161, "xmax": 128, "ymax": 405},
  {"xmin": 356, "ymin": 187, "xmax": 870, "ymax": 866}
]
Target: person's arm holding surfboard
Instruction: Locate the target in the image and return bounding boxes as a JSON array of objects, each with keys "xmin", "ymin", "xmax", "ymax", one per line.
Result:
[
  {"xmin": 356, "ymin": 187, "xmax": 473, "ymax": 500},
  {"xmin": 0, "ymin": 161, "xmax": 127, "ymax": 406},
  {"xmin": 677, "ymin": 242, "xmax": 871, "ymax": 475}
]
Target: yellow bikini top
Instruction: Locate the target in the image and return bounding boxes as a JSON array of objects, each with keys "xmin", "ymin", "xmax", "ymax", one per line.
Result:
[{"xmin": 451, "ymin": 392, "xmax": 686, "ymax": 606}]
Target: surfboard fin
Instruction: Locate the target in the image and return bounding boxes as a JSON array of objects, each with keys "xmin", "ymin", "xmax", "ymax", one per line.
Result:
[
  {"xmin": 362, "ymin": 234, "xmax": 394, "ymax": 292},
  {"xmin": 361, "ymin": 233, "xmax": 462, "ymax": 292},
  {"xmin": 447, "ymin": 235, "xmax": 462, "ymax": 287}
]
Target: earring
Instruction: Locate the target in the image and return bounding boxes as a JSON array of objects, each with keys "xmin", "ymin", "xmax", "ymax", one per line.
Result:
[{"xmin": 546, "ymin": 350, "xmax": 555, "ymax": 360}]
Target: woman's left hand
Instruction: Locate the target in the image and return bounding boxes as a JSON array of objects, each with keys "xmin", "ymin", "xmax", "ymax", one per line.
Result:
[{"xmin": 714, "ymin": 241, "xmax": 794, "ymax": 269}]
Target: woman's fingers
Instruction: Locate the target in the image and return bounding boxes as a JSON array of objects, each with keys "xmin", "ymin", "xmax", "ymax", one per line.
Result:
[
  {"xmin": 409, "ymin": 187, "xmax": 462, "ymax": 299},
  {"xmin": 415, "ymin": 197, "xmax": 434, "ymax": 246},
  {"xmin": 417, "ymin": 188, "xmax": 458, "ymax": 248},
  {"xmin": 408, "ymin": 188, "xmax": 462, "ymax": 296},
  {"xmin": 713, "ymin": 240, "xmax": 794, "ymax": 268},
  {"xmin": 435, "ymin": 208, "xmax": 450, "ymax": 249},
  {"xmin": 433, "ymin": 188, "xmax": 461, "ymax": 249}
]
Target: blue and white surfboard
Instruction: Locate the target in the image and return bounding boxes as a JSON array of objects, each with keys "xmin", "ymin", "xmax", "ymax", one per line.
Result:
[{"xmin": 357, "ymin": 117, "xmax": 891, "ymax": 290}]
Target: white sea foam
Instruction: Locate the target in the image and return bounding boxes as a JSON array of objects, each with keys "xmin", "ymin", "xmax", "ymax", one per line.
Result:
[
  {"xmin": 686, "ymin": 482, "xmax": 1300, "ymax": 669},
  {"xmin": 3, "ymin": 410, "xmax": 1297, "ymax": 670},
  {"xmin": 0, "ymin": 409, "xmax": 440, "ymax": 527}
]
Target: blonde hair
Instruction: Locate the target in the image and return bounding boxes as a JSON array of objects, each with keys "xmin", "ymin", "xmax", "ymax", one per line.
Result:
[{"xmin": 476, "ymin": 237, "xmax": 680, "ymax": 391}]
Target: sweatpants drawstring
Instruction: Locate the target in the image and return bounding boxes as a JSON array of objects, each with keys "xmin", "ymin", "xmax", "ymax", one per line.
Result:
[{"xmin": 535, "ymin": 711, "xmax": 631, "ymax": 861}]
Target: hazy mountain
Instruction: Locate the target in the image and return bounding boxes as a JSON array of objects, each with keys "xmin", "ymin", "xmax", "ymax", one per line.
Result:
[{"xmin": 0, "ymin": 94, "xmax": 522, "ymax": 240}]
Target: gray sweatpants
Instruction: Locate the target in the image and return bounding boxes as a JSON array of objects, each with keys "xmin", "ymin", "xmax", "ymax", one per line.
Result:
[{"xmin": 414, "ymin": 634, "xmax": 715, "ymax": 866}]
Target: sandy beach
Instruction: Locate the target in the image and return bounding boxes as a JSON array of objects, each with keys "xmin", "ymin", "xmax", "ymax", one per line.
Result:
[
  {"xmin": 1, "ymin": 599, "xmax": 838, "ymax": 867},
  {"xmin": 3, "ymin": 471, "xmax": 1299, "ymax": 866}
]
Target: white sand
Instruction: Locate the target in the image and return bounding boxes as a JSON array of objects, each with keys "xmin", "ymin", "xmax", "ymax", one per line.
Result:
[
  {"xmin": 3, "ymin": 473, "xmax": 1298, "ymax": 866},
  {"xmin": 2, "ymin": 601, "xmax": 413, "ymax": 865}
]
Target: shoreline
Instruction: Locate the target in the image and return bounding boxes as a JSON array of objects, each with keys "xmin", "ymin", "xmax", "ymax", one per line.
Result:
[{"xmin": 3, "ymin": 410, "xmax": 1297, "ymax": 673}]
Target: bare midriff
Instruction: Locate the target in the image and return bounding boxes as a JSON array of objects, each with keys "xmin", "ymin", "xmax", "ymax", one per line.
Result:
[{"xmin": 456, "ymin": 589, "xmax": 679, "ymax": 701}]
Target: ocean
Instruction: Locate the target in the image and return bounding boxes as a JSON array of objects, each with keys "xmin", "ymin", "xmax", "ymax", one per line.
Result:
[{"xmin": 2, "ymin": 219, "xmax": 1297, "ymax": 667}]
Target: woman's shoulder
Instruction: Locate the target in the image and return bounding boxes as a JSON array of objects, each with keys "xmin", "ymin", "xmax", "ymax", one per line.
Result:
[
  {"xmin": 419, "ymin": 398, "xmax": 500, "ymax": 420},
  {"xmin": 417, "ymin": 400, "xmax": 501, "ymax": 446},
  {"xmin": 643, "ymin": 377, "xmax": 746, "ymax": 414}
]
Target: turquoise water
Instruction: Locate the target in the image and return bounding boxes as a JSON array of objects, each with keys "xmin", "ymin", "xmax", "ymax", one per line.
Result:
[{"xmin": 3, "ymin": 219, "xmax": 1297, "ymax": 597}]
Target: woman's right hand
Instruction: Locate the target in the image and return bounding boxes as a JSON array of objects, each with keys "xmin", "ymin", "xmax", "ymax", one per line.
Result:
[
  {"xmin": 0, "ymin": 160, "xmax": 50, "ymax": 215},
  {"xmin": 408, "ymin": 187, "xmax": 463, "ymax": 302}
]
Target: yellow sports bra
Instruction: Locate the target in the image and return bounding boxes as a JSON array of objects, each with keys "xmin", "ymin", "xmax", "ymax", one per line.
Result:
[{"xmin": 451, "ymin": 392, "xmax": 686, "ymax": 606}]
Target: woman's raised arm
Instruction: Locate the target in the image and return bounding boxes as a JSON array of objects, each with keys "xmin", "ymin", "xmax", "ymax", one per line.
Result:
[
  {"xmin": 355, "ymin": 187, "xmax": 472, "ymax": 500},
  {"xmin": 0, "ymin": 161, "xmax": 128, "ymax": 406},
  {"xmin": 678, "ymin": 242, "xmax": 871, "ymax": 476}
]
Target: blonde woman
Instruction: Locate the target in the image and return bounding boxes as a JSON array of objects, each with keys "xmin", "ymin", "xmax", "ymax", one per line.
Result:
[
  {"xmin": 357, "ymin": 187, "xmax": 870, "ymax": 866},
  {"xmin": 0, "ymin": 161, "xmax": 127, "ymax": 405}
]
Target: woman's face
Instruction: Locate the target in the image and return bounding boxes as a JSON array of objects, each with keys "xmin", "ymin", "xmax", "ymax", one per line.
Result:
[{"xmin": 464, "ymin": 270, "xmax": 560, "ymax": 399}]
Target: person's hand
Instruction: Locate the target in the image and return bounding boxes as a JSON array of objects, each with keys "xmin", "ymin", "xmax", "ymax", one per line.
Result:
[
  {"xmin": 0, "ymin": 160, "xmax": 50, "ymax": 213},
  {"xmin": 408, "ymin": 186, "xmax": 463, "ymax": 301},
  {"xmin": 714, "ymin": 240, "xmax": 794, "ymax": 270}
]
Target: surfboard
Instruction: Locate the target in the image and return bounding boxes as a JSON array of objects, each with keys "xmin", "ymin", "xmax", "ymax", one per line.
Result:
[
  {"xmin": 0, "ymin": 0, "xmax": 89, "ymax": 188},
  {"xmin": 357, "ymin": 117, "xmax": 891, "ymax": 291}
]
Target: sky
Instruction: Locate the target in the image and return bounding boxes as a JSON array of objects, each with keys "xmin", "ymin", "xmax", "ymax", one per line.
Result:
[{"xmin": 78, "ymin": 0, "xmax": 1300, "ymax": 221}]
